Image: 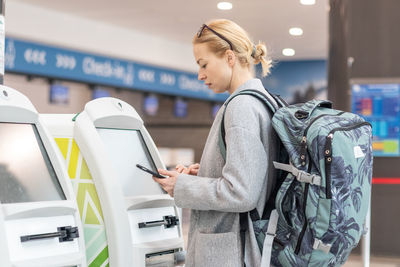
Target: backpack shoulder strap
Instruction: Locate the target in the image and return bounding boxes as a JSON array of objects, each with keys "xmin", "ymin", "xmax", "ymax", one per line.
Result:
[
  {"xmin": 218, "ymin": 89, "xmax": 283, "ymax": 160},
  {"xmin": 216, "ymin": 89, "xmax": 284, "ymax": 264}
]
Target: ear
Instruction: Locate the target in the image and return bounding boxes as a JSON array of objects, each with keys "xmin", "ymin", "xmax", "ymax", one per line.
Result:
[{"xmin": 225, "ymin": 50, "xmax": 236, "ymax": 67}]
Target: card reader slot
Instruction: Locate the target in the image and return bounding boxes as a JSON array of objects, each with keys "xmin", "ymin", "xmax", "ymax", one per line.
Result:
[
  {"xmin": 138, "ymin": 215, "xmax": 179, "ymax": 229},
  {"xmin": 20, "ymin": 226, "xmax": 79, "ymax": 243}
]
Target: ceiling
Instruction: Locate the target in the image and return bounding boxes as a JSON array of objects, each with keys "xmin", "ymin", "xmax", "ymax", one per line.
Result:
[{"xmin": 15, "ymin": 0, "xmax": 330, "ymax": 60}]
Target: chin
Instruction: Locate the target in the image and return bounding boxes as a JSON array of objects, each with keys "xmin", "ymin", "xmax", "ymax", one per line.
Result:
[{"xmin": 212, "ymin": 87, "xmax": 226, "ymax": 94}]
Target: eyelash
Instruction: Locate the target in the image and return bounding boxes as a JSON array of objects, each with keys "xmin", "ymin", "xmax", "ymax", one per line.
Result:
[{"xmin": 201, "ymin": 64, "xmax": 207, "ymax": 69}]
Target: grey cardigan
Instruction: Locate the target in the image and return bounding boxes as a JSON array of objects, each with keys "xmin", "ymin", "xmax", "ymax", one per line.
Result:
[{"xmin": 174, "ymin": 79, "xmax": 279, "ymax": 267}]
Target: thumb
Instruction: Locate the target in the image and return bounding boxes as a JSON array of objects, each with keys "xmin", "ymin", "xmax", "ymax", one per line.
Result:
[{"xmin": 158, "ymin": 168, "xmax": 175, "ymax": 177}]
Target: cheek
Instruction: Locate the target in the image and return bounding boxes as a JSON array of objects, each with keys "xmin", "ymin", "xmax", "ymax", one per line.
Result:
[
  {"xmin": 212, "ymin": 62, "xmax": 230, "ymax": 79},
  {"xmin": 218, "ymin": 65, "xmax": 232, "ymax": 83}
]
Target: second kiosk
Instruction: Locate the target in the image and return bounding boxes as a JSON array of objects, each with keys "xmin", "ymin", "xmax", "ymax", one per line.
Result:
[{"xmin": 43, "ymin": 97, "xmax": 184, "ymax": 267}]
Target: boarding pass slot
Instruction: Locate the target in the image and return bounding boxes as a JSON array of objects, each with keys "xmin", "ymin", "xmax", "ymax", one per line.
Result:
[
  {"xmin": 20, "ymin": 226, "xmax": 79, "ymax": 243},
  {"xmin": 138, "ymin": 215, "xmax": 179, "ymax": 229}
]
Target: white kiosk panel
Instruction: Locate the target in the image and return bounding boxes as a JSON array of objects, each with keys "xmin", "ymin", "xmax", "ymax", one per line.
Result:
[
  {"xmin": 128, "ymin": 206, "xmax": 180, "ymax": 244},
  {"xmin": 5, "ymin": 215, "xmax": 78, "ymax": 262}
]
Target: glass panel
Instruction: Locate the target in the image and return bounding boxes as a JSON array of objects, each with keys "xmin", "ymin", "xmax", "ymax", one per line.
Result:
[
  {"xmin": 97, "ymin": 128, "xmax": 164, "ymax": 197},
  {"xmin": 0, "ymin": 123, "xmax": 66, "ymax": 203}
]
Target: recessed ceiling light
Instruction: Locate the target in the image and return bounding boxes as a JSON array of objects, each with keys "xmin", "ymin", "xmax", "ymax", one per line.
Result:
[
  {"xmin": 300, "ymin": 0, "xmax": 316, "ymax": 5},
  {"xmin": 289, "ymin": 27, "xmax": 303, "ymax": 36},
  {"xmin": 217, "ymin": 2, "xmax": 233, "ymax": 10},
  {"xmin": 282, "ymin": 48, "xmax": 295, "ymax": 57}
]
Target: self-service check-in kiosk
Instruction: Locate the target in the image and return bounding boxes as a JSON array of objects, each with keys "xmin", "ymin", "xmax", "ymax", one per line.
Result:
[
  {"xmin": 0, "ymin": 86, "xmax": 86, "ymax": 266},
  {"xmin": 42, "ymin": 97, "xmax": 184, "ymax": 267}
]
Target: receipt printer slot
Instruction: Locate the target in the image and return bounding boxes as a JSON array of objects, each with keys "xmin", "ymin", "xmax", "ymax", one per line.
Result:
[
  {"xmin": 20, "ymin": 226, "xmax": 79, "ymax": 243},
  {"xmin": 145, "ymin": 249, "xmax": 183, "ymax": 267},
  {"xmin": 138, "ymin": 215, "xmax": 179, "ymax": 229}
]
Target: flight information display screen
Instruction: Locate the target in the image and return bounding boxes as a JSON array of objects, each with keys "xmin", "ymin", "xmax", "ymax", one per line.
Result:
[
  {"xmin": 0, "ymin": 123, "xmax": 66, "ymax": 203},
  {"xmin": 352, "ymin": 82, "xmax": 400, "ymax": 157},
  {"xmin": 97, "ymin": 128, "xmax": 164, "ymax": 197}
]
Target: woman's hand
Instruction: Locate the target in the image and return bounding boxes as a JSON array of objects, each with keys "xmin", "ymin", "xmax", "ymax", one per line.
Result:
[
  {"xmin": 175, "ymin": 163, "xmax": 200, "ymax": 176},
  {"xmin": 153, "ymin": 169, "xmax": 179, "ymax": 197}
]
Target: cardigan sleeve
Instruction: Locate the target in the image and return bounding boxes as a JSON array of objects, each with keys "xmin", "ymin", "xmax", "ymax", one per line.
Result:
[{"xmin": 174, "ymin": 96, "xmax": 272, "ymax": 212}]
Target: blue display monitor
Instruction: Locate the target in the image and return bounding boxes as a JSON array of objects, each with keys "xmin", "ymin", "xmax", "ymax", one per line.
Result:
[
  {"xmin": 351, "ymin": 79, "xmax": 400, "ymax": 157},
  {"xmin": 49, "ymin": 84, "xmax": 69, "ymax": 104}
]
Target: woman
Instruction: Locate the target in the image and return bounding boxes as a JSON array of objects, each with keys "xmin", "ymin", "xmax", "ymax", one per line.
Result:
[{"xmin": 153, "ymin": 19, "xmax": 279, "ymax": 267}]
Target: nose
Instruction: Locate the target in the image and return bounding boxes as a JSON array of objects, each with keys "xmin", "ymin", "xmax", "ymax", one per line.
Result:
[{"xmin": 198, "ymin": 70, "xmax": 206, "ymax": 81}]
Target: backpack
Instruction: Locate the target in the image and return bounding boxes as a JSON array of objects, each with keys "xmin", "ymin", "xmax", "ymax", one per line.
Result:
[{"xmin": 218, "ymin": 89, "xmax": 373, "ymax": 267}]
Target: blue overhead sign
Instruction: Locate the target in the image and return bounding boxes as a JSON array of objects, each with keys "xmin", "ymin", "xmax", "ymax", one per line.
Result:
[{"xmin": 4, "ymin": 37, "xmax": 228, "ymax": 102}]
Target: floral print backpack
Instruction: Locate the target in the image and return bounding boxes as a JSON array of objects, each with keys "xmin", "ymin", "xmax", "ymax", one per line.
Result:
[{"xmin": 218, "ymin": 91, "xmax": 373, "ymax": 267}]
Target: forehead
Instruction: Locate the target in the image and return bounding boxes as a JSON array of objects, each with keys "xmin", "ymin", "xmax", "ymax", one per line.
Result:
[{"xmin": 193, "ymin": 43, "xmax": 213, "ymax": 61}]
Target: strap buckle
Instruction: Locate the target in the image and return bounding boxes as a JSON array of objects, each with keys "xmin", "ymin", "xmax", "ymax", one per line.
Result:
[
  {"xmin": 273, "ymin": 161, "xmax": 321, "ymax": 186},
  {"xmin": 313, "ymin": 238, "xmax": 332, "ymax": 254},
  {"xmin": 297, "ymin": 170, "xmax": 321, "ymax": 186}
]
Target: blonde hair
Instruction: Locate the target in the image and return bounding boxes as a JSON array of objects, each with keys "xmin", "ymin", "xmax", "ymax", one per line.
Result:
[{"xmin": 193, "ymin": 19, "xmax": 272, "ymax": 77}]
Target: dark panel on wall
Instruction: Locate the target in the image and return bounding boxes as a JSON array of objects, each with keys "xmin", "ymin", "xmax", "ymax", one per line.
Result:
[
  {"xmin": 143, "ymin": 95, "xmax": 215, "ymax": 163},
  {"xmin": 143, "ymin": 96, "xmax": 214, "ymax": 126},
  {"xmin": 372, "ymin": 158, "xmax": 400, "ymax": 177},
  {"xmin": 147, "ymin": 127, "xmax": 210, "ymax": 164},
  {"xmin": 328, "ymin": 0, "xmax": 400, "ymax": 257},
  {"xmin": 347, "ymin": 0, "xmax": 400, "ymax": 78},
  {"xmin": 370, "ymin": 185, "xmax": 400, "ymax": 256}
]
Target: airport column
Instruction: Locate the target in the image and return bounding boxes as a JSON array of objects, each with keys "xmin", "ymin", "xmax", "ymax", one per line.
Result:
[{"xmin": 327, "ymin": 0, "xmax": 350, "ymax": 112}]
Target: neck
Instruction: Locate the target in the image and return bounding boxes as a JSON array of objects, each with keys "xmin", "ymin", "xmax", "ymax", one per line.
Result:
[{"xmin": 228, "ymin": 67, "xmax": 254, "ymax": 95}]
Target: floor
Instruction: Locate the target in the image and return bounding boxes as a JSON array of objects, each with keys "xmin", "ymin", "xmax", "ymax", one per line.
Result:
[{"xmin": 344, "ymin": 255, "xmax": 400, "ymax": 267}]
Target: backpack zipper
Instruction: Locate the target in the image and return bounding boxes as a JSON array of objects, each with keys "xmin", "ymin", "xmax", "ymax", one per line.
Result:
[
  {"xmin": 324, "ymin": 121, "xmax": 372, "ymax": 199},
  {"xmin": 294, "ymin": 156, "xmax": 314, "ymax": 255},
  {"xmin": 294, "ymin": 183, "xmax": 310, "ymax": 255},
  {"xmin": 303, "ymin": 111, "xmax": 345, "ymax": 137}
]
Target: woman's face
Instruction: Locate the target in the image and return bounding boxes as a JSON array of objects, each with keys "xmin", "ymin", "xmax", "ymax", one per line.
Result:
[{"xmin": 193, "ymin": 43, "xmax": 232, "ymax": 94}]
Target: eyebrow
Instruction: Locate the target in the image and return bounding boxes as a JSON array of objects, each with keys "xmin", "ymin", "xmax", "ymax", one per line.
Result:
[{"xmin": 196, "ymin": 58, "xmax": 204, "ymax": 65}]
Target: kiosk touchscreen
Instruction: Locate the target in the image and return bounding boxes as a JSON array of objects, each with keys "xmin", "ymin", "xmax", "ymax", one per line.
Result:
[
  {"xmin": 0, "ymin": 86, "xmax": 86, "ymax": 267},
  {"xmin": 42, "ymin": 97, "xmax": 184, "ymax": 267}
]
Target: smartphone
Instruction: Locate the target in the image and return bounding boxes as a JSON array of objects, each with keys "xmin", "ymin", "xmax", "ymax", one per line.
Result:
[{"xmin": 136, "ymin": 164, "xmax": 166, "ymax": 178}]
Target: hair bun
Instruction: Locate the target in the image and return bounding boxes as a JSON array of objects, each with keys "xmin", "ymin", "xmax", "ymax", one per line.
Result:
[
  {"xmin": 253, "ymin": 42, "xmax": 271, "ymax": 77},
  {"xmin": 254, "ymin": 43, "xmax": 266, "ymax": 60}
]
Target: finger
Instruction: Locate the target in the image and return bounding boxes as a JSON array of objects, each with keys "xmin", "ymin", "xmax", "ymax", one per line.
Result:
[
  {"xmin": 175, "ymin": 164, "xmax": 185, "ymax": 171},
  {"xmin": 176, "ymin": 167, "xmax": 186, "ymax": 173},
  {"xmin": 188, "ymin": 165, "xmax": 199, "ymax": 171},
  {"xmin": 192, "ymin": 163, "xmax": 200, "ymax": 169},
  {"xmin": 182, "ymin": 168, "xmax": 190, "ymax": 174},
  {"xmin": 153, "ymin": 176, "xmax": 166, "ymax": 184},
  {"xmin": 158, "ymin": 168, "xmax": 177, "ymax": 177},
  {"xmin": 188, "ymin": 163, "xmax": 200, "ymax": 172},
  {"xmin": 189, "ymin": 170, "xmax": 198, "ymax": 176}
]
